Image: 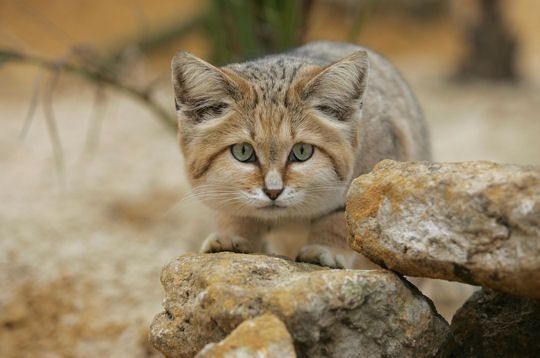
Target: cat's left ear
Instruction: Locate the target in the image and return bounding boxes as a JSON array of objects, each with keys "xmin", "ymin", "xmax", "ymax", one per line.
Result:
[
  {"xmin": 171, "ymin": 51, "xmax": 248, "ymax": 122},
  {"xmin": 301, "ymin": 51, "xmax": 369, "ymax": 121}
]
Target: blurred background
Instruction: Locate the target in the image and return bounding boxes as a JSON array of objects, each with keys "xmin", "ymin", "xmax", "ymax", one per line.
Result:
[{"xmin": 1, "ymin": 0, "xmax": 539, "ymax": 356}]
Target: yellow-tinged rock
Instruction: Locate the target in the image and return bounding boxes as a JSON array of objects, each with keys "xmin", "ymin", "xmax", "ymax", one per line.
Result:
[
  {"xmin": 346, "ymin": 160, "xmax": 540, "ymax": 298},
  {"xmin": 195, "ymin": 314, "xmax": 296, "ymax": 358},
  {"xmin": 149, "ymin": 252, "xmax": 448, "ymax": 357}
]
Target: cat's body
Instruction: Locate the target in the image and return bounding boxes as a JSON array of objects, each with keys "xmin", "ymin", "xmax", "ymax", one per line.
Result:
[{"xmin": 172, "ymin": 41, "xmax": 430, "ymax": 268}]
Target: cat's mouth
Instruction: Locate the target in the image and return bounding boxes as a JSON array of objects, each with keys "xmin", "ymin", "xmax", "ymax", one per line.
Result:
[{"xmin": 258, "ymin": 203, "xmax": 287, "ymax": 210}]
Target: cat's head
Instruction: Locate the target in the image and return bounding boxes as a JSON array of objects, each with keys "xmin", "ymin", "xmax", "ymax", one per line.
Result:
[{"xmin": 172, "ymin": 51, "xmax": 369, "ymax": 220}]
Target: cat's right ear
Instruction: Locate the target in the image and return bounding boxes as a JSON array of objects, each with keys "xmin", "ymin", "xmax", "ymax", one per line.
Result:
[
  {"xmin": 171, "ymin": 52, "xmax": 247, "ymax": 122},
  {"xmin": 300, "ymin": 51, "xmax": 369, "ymax": 121}
]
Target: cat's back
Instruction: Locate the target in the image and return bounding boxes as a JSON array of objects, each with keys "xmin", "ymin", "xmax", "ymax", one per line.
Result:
[{"xmin": 287, "ymin": 41, "xmax": 370, "ymax": 64}]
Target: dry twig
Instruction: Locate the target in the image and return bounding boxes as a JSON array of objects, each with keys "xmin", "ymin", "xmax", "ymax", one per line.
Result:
[{"xmin": 0, "ymin": 49, "xmax": 176, "ymax": 131}]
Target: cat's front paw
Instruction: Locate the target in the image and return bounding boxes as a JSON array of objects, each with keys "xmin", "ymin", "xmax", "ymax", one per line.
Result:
[
  {"xmin": 200, "ymin": 233, "xmax": 255, "ymax": 254},
  {"xmin": 296, "ymin": 244, "xmax": 349, "ymax": 269}
]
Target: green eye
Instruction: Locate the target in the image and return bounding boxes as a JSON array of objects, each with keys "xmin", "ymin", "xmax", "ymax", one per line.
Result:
[
  {"xmin": 289, "ymin": 143, "xmax": 314, "ymax": 162},
  {"xmin": 231, "ymin": 143, "xmax": 256, "ymax": 162}
]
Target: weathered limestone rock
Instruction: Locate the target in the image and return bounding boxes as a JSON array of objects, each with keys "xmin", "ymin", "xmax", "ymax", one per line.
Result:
[
  {"xmin": 195, "ymin": 314, "xmax": 296, "ymax": 358},
  {"xmin": 149, "ymin": 253, "xmax": 448, "ymax": 358},
  {"xmin": 347, "ymin": 160, "xmax": 540, "ymax": 298},
  {"xmin": 439, "ymin": 288, "xmax": 540, "ymax": 357}
]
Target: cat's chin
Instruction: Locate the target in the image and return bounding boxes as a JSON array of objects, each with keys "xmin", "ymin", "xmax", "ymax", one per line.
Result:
[
  {"xmin": 238, "ymin": 206, "xmax": 292, "ymax": 221},
  {"xmin": 239, "ymin": 205, "xmax": 333, "ymax": 222},
  {"xmin": 256, "ymin": 205, "xmax": 289, "ymax": 217},
  {"xmin": 206, "ymin": 199, "xmax": 342, "ymax": 221},
  {"xmin": 258, "ymin": 205, "xmax": 287, "ymax": 211}
]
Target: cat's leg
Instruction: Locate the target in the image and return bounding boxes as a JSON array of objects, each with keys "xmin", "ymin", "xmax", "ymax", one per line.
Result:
[
  {"xmin": 200, "ymin": 214, "xmax": 264, "ymax": 254},
  {"xmin": 297, "ymin": 210, "xmax": 374, "ymax": 269}
]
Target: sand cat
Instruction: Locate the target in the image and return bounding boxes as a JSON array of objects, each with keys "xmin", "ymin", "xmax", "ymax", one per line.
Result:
[{"xmin": 172, "ymin": 41, "xmax": 430, "ymax": 268}]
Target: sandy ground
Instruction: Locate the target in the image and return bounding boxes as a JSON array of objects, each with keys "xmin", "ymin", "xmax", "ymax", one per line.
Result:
[
  {"xmin": 1, "ymin": 59, "xmax": 539, "ymax": 356},
  {"xmin": 0, "ymin": 84, "xmax": 214, "ymax": 357}
]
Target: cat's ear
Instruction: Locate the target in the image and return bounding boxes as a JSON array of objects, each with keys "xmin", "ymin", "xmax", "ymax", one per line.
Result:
[
  {"xmin": 172, "ymin": 52, "xmax": 247, "ymax": 122},
  {"xmin": 302, "ymin": 51, "xmax": 369, "ymax": 121}
]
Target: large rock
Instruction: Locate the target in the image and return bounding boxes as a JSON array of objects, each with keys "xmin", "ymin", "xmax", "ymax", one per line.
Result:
[
  {"xmin": 149, "ymin": 253, "xmax": 448, "ymax": 358},
  {"xmin": 195, "ymin": 314, "xmax": 296, "ymax": 358},
  {"xmin": 346, "ymin": 160, "xmax": 540, "ymax": 298},
  {"xmin": 439, "ymin": 288, "xmax": 540, "ymax": 357}
]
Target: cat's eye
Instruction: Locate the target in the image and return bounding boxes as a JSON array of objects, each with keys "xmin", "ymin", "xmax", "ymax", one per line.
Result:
[
  {"xmin": 196, "ymin": 102, "xmax": 228, "ymax": 118},
  {"xmin": 315, "ymin": 104, "xmax": 340, "ymax": 118},
  {"xmin": 231, "ymin": 143, "xmax": 256, "ymax": 163},
  {"xmin": 289, "ymin": 143, "xmax": 314, "ymax": 162}
]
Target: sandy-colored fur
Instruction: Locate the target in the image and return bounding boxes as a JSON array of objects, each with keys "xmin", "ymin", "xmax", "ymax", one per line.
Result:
[{"xmin": 172, "ymin": 41, "xmax": 430, "ymax": 268}]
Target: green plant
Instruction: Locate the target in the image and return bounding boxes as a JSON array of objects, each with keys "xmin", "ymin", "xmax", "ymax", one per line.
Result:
[{"xmin": 205, "ymin": 0, "xmax": 311, "ymax": 65}]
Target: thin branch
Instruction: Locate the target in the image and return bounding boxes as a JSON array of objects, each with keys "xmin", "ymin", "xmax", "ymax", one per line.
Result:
[
  {"xmin": 0, "ymin": 30, "xmax": 32, "ymax": 52},
  {"xmin": 0, "ymin": 49, "xmax": 176, "ymax": 131},
  {"xmin": 81, "ymin": 85, "xmax": 107, "ymax": 161},
  {"xmin": 19, "ymin": 72, "xmax": 43, "ymax": 141},
  {"xmin": 43, "ymin": 70, "xmax": 66, "ymax": 182}
]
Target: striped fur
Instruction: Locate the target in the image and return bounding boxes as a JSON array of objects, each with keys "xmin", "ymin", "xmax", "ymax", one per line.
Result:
[{"xmin": 172, "ymin": 41, "xmax": 431, "ymax": 268}]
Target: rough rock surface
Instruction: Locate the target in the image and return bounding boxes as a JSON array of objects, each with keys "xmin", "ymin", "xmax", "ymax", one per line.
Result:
[
  {"xmin": 149, "ymin": 253, "xmax": 448, "ymax": 358},
  {"xmin": 195, "ymin": 314, "xmax": 296, "ymax": 358},
  {"xmin": 439, "ymin": 288, "xmax": 540, "ymax": 357},
  {"xmin": 346, "ymin": 160, "xmax": 540, "ymax": 298}
]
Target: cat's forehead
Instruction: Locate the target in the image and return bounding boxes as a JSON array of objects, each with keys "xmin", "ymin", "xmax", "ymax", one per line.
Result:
[
  {"xmin": 223, "ymin": 56, "xmax": 324, "ymax": 142},
  {"xmin": 226, "ymin": 56, "xmax": 310, "ymax": 82},
  {"xmin": 225, "ymin": 56, "xmax": 317, "ymax": 103}
]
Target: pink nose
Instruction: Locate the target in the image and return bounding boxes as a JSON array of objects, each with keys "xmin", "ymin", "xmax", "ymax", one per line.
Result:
[{"xmin": 263, "ymin": 188, "xmax": 283, "ymax": 200}]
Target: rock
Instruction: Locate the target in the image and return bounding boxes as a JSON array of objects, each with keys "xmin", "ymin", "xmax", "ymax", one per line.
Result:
[
  {"xmin": 439, "ymin": 288, "xmax": 540, "ymax": 357},
  {"xmin": 195, "ymin": 314, "xmax": 296, "ymax": 358},
  {"xmin": 149, "ymin": 253, "xmax": 449, "ymax": 358},
  {"xmin": 346, "ymin": 160, "xmax": 540, "ymax": 298}
]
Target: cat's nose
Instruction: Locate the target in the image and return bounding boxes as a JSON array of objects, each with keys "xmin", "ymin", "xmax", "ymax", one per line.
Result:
[
  {"xmin": 263, "ymin": 188, "xmax": 283, "ymax": 200},
  {"xmin": 263, "ymin": 169, "xmax": 284, "ymax": 200}
]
